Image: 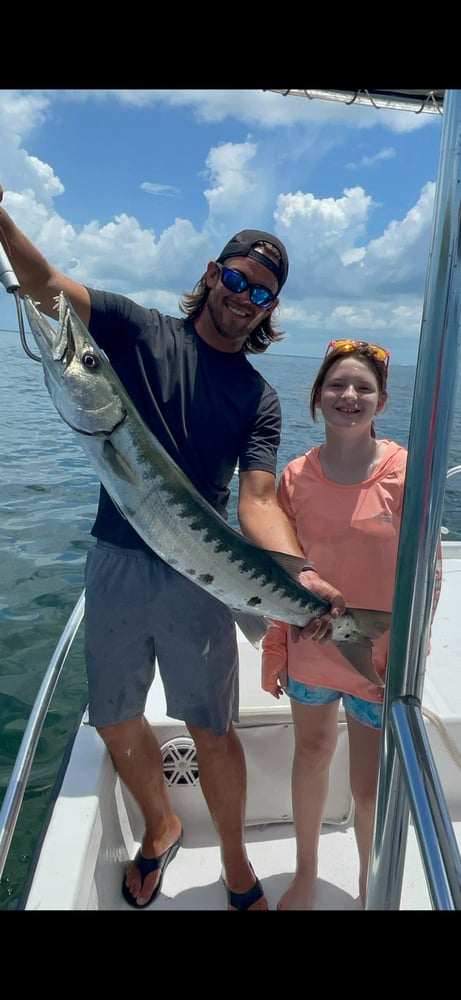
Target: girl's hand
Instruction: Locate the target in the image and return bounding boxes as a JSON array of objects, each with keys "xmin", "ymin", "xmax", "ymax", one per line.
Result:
[{"xmin": 262, "ymin": 665, "xmax": 287, "ymax": 699}]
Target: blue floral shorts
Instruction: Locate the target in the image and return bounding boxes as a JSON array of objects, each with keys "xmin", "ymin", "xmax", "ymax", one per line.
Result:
[{"xmin": 285, "ymin": 677, "xmax": 383, "ymax": 729}]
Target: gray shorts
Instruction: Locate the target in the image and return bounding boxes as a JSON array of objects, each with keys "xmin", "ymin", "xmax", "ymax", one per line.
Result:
[{"xmin": 84, "ymin": 540, "xmax": 239, "ymax": 735}]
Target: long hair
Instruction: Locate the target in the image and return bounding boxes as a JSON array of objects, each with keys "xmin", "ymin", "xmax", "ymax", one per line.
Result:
[
  {"xmin": 309, "ymin": 344, "xmax": 388, "ymax": 439},
  {"xmin": 179, "ymin": 275, "xmax": 286, "ymax": 355}
]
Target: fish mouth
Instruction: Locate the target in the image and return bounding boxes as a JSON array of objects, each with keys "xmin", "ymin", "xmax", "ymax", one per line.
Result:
[
  {"xmin": 23, "ymin": 294, "xmax": 69, "ymax": 364},
  {"xmin": 24, "ymin": 293, "xmax": 84, "ymax": 370},
  {"xmin": 50, "ymin": 294, "xmax": 79, "ymax": 366},
  {"xmin": 57, "ymin": 302, "xmax": 75, "ymax": 365},
  {"xmin": 25, "ymin": 293, "xmax": 103, "ymax": 382}
]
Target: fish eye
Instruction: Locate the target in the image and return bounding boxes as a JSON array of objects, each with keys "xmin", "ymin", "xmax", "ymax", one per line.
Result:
[{"xmin": 82, "ymin": 352, "xmax": 99, "ymax": 369}]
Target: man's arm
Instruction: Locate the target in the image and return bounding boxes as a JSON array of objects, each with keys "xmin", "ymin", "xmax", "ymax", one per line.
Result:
[
  {"xmin": 238, "ymin": 469, "xmax": 306, "ymax": 554},
  {"xmin": 238, "ymin": 469, "xmax": 345, "ymax": 639},
  {"xmin": 0, "ymin": 185, "xmax": 90, "ymax": 324}
]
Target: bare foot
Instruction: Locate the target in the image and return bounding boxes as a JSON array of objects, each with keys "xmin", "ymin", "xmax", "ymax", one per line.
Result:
[{"xmin": 277, "ymin": 872, "xmax": 317, "ymax": 910}]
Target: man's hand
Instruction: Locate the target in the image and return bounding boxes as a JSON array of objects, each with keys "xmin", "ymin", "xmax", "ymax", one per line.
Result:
[{"xmin": 291, "ymin": 568, "xmax": 345, "ymax": 645}]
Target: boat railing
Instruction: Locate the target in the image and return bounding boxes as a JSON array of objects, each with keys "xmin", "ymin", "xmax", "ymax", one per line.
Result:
[
  {"xmin": 386, "ymin": 698, "xmax": 461, "ymax": 908},
  {"xmin": 0, "ymin": 591, "xmax": 85, "ymax": 882},
  {"xmin": 366, "ymin": 88, "xmax": 461, "ymax": 910}
]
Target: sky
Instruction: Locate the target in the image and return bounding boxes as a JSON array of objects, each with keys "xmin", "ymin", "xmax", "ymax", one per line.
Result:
[{"xmin": 0, "ymin": 89, "xmax": 446, "ymax": 365}]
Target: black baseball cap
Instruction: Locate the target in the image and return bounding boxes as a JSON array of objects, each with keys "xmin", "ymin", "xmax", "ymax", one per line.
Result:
[{"xmin": 216, "ymin": 229, "xmax": 289, "ymax": 292}]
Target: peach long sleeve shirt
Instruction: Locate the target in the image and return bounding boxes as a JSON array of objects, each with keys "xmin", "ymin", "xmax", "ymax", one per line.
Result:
[{"xmin": 262, "ymin": 441, "xmax": 442, "ymax": 703}]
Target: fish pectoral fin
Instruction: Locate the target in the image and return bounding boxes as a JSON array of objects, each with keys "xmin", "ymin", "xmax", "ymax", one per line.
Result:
[
  {"xmin": 102, "ymin": 439, "xmax": 138, "ymax": 484},
  {"xmin": 333, "ymin": 638, "xmax": 385, "ymax": 688},
  {"xmin": 232, "ymin": 611, "xmax": 269, "ymax": 648}
]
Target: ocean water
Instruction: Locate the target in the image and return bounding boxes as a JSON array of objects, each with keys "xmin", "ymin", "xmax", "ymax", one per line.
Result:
[{"xmin": 1, "ymin": 327, "xmax": 461, "ymax": 910}]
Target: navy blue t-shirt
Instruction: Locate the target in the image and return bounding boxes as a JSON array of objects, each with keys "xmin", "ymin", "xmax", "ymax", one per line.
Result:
[{"xmin": 87, "ymin": 288, "xmax": 282, "ymax": 553}]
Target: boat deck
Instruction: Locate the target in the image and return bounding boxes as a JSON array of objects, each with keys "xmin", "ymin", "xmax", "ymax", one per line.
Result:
[{"xmin": 22, "ymin": 543, "xmax": 461, "ymax": 911}]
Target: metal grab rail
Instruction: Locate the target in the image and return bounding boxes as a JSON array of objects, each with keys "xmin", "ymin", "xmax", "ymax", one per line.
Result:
[
  {"xmin": 367, "ymin": 88, "xmax": 461, "ymax": 910},
  {"xmin": 0, "ymin": 590, "xmax": 85, "ymax": 881},
  {"xmin": 390, "ymin": 698, "xmax": 461, "ymax": 909}
]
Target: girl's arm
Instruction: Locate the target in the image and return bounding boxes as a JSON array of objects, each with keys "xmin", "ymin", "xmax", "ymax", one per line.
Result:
[{"xmin": 262, "ymin": 619, "xmax": 290, "ymax": 699}]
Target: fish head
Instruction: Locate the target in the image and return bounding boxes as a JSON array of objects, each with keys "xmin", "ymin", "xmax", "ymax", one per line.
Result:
[{"xmin": 24, "ymin": 292, "xmax": 126, "ymax": 435}]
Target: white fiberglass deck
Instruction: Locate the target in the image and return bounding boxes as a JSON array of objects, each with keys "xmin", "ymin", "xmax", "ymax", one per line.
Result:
[{"xmin": 23, "ymin": 542, "xmax": 461, "ymax": 911}]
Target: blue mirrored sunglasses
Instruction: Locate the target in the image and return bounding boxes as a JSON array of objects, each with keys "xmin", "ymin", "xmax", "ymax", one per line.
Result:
[{"xmin": 216, "ymin": 262, "xmax": 277, "ymax": 309}]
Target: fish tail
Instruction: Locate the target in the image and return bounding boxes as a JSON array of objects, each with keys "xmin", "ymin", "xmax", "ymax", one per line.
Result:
[
  {"xmin": 351, "ymin": 608, "xmax": 391, "ymax": 640},
  {"xmin": 333, "ymin": 608, "xmax": 391, "ymax": 687},
  {"xmin": 333, "ymin": 637, "xmax": 385, "ymax": 687}
]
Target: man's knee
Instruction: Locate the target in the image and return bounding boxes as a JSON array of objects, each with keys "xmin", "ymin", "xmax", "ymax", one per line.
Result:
[
  {"xmin": 186, "ymin": 720, "xmax": 234, "ymax": 752},
  {"xmin": 96, "ymin": 715, "xmax": 145, "ymax": 751}
]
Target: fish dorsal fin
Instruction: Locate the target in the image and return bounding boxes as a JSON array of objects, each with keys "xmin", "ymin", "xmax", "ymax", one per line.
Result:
[{"xmin": 267, "ymin": 551, "xmax": 312, "ymax": 579}]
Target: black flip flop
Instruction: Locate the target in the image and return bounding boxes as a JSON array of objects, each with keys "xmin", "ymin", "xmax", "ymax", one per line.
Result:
[
  {"xmin": 122, "ymin": 829, "xmax": 183, "ymax": 909},
  {"xmin": 222, "ymin": 865, "xmax": 265, "ymax": 910}
]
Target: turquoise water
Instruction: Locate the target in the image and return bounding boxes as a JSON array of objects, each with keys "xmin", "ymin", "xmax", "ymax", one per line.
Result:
[{"xmin": 1, "ymin": 328, "xmax": 460, "ymax": 909}]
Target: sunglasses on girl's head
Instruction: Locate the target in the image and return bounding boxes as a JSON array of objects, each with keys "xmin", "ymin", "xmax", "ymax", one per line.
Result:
[
  {"xmin": 325, "ymin": 339, "xmax": 390, "ymax": 374},
  {"xmin": 216, "ymin": 262, "xmax": 277, "ymax": 309}
]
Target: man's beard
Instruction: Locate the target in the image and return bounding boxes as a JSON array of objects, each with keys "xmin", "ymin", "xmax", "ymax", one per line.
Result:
[{"xmin": 206, "ymin": 291, "xmax": 256, "ymax": 343}]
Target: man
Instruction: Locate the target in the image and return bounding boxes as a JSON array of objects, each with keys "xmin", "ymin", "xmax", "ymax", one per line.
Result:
[{"xmin": 0, "ymin": 189, "xmax": 345, "ymax": 909}]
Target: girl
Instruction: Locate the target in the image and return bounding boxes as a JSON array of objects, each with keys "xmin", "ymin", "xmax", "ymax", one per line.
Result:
[{"xmin": 262, "ymin": 340, "xmax": 442, "ymax": 910}]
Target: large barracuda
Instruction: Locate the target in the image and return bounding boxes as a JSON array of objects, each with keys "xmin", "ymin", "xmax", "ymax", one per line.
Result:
[{"xmin": 24, "ymin": 292, "xmax": 391, "ymax": 686}]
